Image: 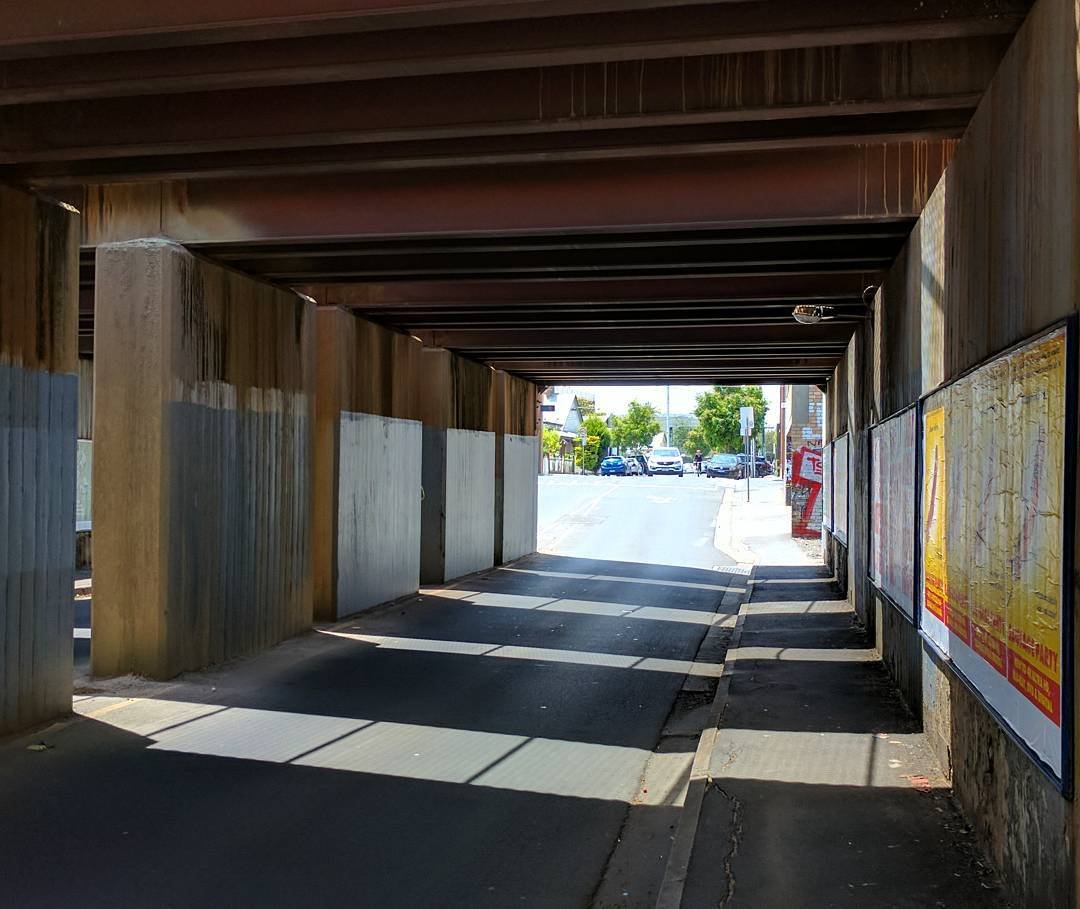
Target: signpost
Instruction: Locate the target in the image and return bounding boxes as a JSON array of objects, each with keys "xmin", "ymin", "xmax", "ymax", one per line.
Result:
[{"xmin": 740, "ymin": 406, "xmax": 754, "ymax": 501}]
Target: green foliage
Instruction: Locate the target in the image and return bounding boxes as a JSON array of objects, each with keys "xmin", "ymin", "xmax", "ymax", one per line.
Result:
[
  {"xmin": 695, "ymin": 385, "xmax": 768, "ymax": 454},
  {"xmin": 763, "ymin": 428, "xmax": 778, "ymax": 459},
  {"xmin": 683, "ymin": 427, "xmax": 711, "ymax": 457},
  {"xmin": 669, "ymin": 415, "xmax": 697, "ymax": 452},
  {"xmin": 542, "ymin": 427, "xmax": 561, "ymax": 457},
  {"xmin": 581, "ymin": 413, "xmax": 612, "ymax": 454},
  {"xmin": 611, "ymin": 400, "xmax": 662, "ymax": 449},
  {"xmin": 572, "ymin": 435, "xmax": 602, "ymax": 471}
]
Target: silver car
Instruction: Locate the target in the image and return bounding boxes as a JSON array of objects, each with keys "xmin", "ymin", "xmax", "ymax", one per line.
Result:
[{"xmin": 648, "ymin": 447, "xmax": 685, "ymax": 476}]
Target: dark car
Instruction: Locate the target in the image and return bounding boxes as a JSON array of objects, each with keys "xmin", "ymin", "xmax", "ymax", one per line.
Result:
[
  {"xmin": 735, "ymin": 453, "xmax": 773, "ymax": 477},
  {"xmin": 705, "ymin": 453, "xmax": 740, "ymax": 478},
  {"xmin": 599, "ymin": 456, "xmax": 629, "ymax": 476}
]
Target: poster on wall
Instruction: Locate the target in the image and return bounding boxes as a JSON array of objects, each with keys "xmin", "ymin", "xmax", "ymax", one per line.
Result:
[
  {"xmin": 833, "ymin": 434, "xmax": 849, "ymax": 545},
  {"xmin": 790, "ymin": 446, "xmax": 823, "ymax": 539},
  {"xmin": 869, "ymin": 408, "xmax": 916, "ymax": 618},
  {"xmin": 822, "ymin": 444, "xmax": 833, "ymax": 531},
  {"xmin": 920, "ymin": 324, "xmax": 1070, "ymax": 780},
  {"xmin": 76, "ymin": 439, "xmax": 92, "ymax": 532}
]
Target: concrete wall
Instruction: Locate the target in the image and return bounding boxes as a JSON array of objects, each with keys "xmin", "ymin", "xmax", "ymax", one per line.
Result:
[
  {"xmin": 93, "ymin": 240, "xmax": 315, "ymax": 680},
  {"xmin": 335, "ymin": 412, "xmax": 422, "ymax": 618},
  {"xmin": 497, "ymin": 434, "xmax": 540, "ymax": 564},
  {"xmin": 830, "ymin": 0, "xmax": 1080, "ymax": 901},
  {"xmin": 493, "ymin": 369, "xmax": 539, "ymax": 565},
  {"xmin": 313, "ymin": 307, "xmax": 423, "ymax": 620},
  {"xmin": 421, "ymin": 427, "xmax": 495, "ymax": 583},
  {"xmin": 0, "ymin": 187, "xmax": 79, "ymax": 735},
  {"xmin": 416, "ymin": 348, "xmax": 496, "ymax": 584}
]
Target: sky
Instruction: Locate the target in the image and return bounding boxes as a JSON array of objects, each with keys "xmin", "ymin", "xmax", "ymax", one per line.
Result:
[{"xmin": 571, "ymin": 384, "xmax": 782, "ymax": 425}]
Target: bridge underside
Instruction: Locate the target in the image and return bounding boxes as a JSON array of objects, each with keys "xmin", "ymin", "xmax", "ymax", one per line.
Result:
[{"xmin": 0, "ymin": 0, "xmax": 1028, "ymax": 383}]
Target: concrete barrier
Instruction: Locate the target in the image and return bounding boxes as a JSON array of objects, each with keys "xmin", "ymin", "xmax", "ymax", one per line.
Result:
[
  {"xmin": 421, "ymin": 427, "xmax": 495, "ymax": 583},
  {"xmin": 334, "ymin": 411, "xmax": 422, "ymax": 617},
  {"xmin": 496, "ymin": 433, "xmax": 540, "ymax": 564}
]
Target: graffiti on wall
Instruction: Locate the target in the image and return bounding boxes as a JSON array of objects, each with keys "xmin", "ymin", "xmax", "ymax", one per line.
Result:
[
  {"xmin": 920, "ymin": 325, "xmax": 1069, "ymax": 779},
  {"xmin": 790, "ymin": 445, "xmax": 823, "ymax": 538}
]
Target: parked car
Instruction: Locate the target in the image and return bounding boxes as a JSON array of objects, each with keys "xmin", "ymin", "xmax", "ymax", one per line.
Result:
[
  {"xmin": 705, "ymin": 453, "xmax": 740, "ymax": 478},
  {"xmin": 629, "ymin": 454, "xmax": 649, "ymax": 475},
  {"xmin": 625, "ymin": 455, "xmax": 644, "ymax": 475},
  {"xmin": 735, "ymin": 453, "xmax": 773, "ymax": 477},
  {"xmin": 648, "ymin": 447, "xmax": 684, "ymax": 476},
  {"xmin": 600, "ymin": 456, "xmax": 630, "ymax": 476}
]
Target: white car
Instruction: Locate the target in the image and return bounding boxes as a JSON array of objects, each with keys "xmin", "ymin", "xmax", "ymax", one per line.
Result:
[{"xmin": 648, "ymin": 447, "xmax": 685, "ymax": 476}]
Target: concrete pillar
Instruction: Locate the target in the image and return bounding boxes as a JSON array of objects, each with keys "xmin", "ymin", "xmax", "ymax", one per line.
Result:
[
  {"xmin": 0, "ymin": 187, "xmax": 79, "ymax": 735},
  {"xmin": 92, "ymin": 240, "xmax": 315, "ymax": 679},
  {"xmin": 417, "ymin": 348, "xmax": 495, "ymax": 584},
  {"xmin": 314, "ymin": 307, "xmax": 423, "ymax": 620},
  {"xmin": 493, "ymin": 370, "xmax": 540, "ymax": 565}
]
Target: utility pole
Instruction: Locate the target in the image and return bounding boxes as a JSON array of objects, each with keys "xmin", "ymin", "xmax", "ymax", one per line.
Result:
[
  {"xmin": 740, "ymin": 406, "xmax": 754, "ymax": 502},
  {"xmin": 665, "ymin": 385, "xmax": 672, "ymax": 446}
]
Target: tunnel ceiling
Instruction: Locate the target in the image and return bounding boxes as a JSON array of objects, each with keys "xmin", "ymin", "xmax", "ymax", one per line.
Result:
[{"xmin": 8, "ymin": 0, "xmax": 1032, "ymax": 384}]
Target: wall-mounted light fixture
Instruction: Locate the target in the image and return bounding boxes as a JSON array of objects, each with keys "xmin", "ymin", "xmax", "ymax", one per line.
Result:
[{"xmin": 792, "ymin": 304, "xmax": 834, "ymax": 325}]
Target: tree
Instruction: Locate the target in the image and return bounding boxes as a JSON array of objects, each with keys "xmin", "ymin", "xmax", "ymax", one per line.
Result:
[
  {"xmin": 611, "ymin": 400, "xmax": 661, "ymax": 449},
  {"xmin": 695, "ymin": 385, "xmax": 768, "ymax": 453},
  {"xmin": 581, "ymin": 413, "xmax": 612, "ymax": 455},
  {"xmin": 684, "ymin": 427, "xmax": 711, "ymax": 457},
  {"xmin": 542, "ymin": 427, "xmax": 561, "ymax": 458},
  {"xmin": 579, "ymin": 435, "xmax": 602, "ymax": 471}
]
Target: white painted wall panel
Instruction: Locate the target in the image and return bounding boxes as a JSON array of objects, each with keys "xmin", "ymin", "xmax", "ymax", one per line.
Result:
[
  {"xmin": 499, "ymin": 434, "xmax": 539, "ymax": 563},
  {"xmin": 336, "ymin": 412, "xmax": 422, "ymax": 618},
  {"xmin": 444, "ymin": 429, "xmax": 495, "ymax": 581}
]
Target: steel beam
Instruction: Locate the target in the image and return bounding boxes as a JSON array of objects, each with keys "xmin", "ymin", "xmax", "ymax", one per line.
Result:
[
  {"xmin": 77, "ymin": 145, "xmax": 952, "ymax": 245},
  {"xmin": 0, "ymin": 38, "xmax": 1000, "ymax": 163},
  {"xmin": 412, "ymin": 322, "xmax": 855, "ymax": 348},
  {"xmin": 300, "ymin": 273, "xmax": 880, "ymax": 307},
  {"xmin": 0, "ymin": 1, "xmax": 1027, "ymax": 76}
]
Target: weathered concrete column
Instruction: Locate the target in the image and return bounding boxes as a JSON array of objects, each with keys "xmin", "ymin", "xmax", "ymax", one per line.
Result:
[
  {"xmin": 493, "ymin": 370, "xmax": 540, "ymax": 565},
  {"xmin": 417, "ymin": 348, "xmax": 495, "ymax": 584},
  {"xmin": 314, "ymin": 307, "xmax": 423, "ymax": 620},
  {"xmin": 92, "ymin": 240, "xmax": 315, "ymax": 679},
  {"xmin": 0, "ymin": 187, "xmax": 79, "ymax": 735}
]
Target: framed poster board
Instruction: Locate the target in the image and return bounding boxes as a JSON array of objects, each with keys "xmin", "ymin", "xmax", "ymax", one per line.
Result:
[
  {"xmin": 869, "ymin": 408, "xmax": 917, "ymax": 620},
  {"xmin": 822, "ymin": 443, "xmax": 833, "ymax": 531},
  {"xmin": 833, "ymin": 433, "xmax": 849, "ymax": 545},
  {"xmin": 920, "ymin": 321, "xmax": 1075, "ymax": 786}
]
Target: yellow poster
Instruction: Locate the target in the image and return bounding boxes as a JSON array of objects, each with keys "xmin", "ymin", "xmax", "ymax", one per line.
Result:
[
  {"xmin": 923, "ymin": 404, "xmax": 947, "ymax": 625},
  {"xmin": 1005, "ymin": 332, "xmax": 1065, "ymax": 724},
  {"xmin": 967, "ymin": 359, "xmax": 1009, "ymax": 676}
]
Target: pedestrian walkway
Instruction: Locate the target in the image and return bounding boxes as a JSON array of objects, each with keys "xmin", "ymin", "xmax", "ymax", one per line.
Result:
[{"xmin": 681, "ymin": 564, "xmax": 1004, "ymax": 907}]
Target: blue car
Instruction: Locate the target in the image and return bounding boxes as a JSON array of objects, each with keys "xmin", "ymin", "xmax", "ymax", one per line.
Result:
[{"xmin": 599, "ymin": 456, "xmax": 629, "ymax": 476}]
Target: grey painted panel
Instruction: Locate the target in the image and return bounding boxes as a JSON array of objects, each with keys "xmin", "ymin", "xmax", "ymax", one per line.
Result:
[
  {"xmin": 0, "ymin": 364, "xmax": 76, "ymax": 735},
  {"xmin": 164, "ymin": 390, "xmax": 312, "ymax": 674},
  {"xmin": 335, "ymin": 412, "xmax": 422, "ymax": 618},
  {"xmin": 499, "ymin": 434, "xmax": 539, "ymax": 564},
  {"xmin": 444, "ymin": 429, "xmax": 495, "ymax": 582},
  {"xmin": 420, "ymin": 426, "xmax": 448, "ymax": 585}
]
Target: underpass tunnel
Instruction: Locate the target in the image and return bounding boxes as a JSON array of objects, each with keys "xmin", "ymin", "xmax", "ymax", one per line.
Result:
[{"xmin": 1, "ymin": 0, "xmax": 1079, "ymax": 904}]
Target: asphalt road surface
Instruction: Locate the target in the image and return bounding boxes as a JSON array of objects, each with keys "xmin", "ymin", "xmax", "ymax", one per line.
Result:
[
  {"xmin": 539, "ymin": 472, "xmax": 738, "ymax": 569},
  {"xmin": 2, "ymin": 475, "xmax": 740, "ymax": 908}
]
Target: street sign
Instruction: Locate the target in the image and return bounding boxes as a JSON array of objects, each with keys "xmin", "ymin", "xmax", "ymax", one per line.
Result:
[
  {"xmin": 540, "ymin": 404, "xmax": 555, "ymax": 412},
  {"xmin": 739, "ymin": 406, "xmax": 754, "ymax": 437}
]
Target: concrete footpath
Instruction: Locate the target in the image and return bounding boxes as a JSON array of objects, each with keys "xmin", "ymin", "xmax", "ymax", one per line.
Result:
[{"xmin": 677, "ymin": 485, "xmax": 1006, "ymax": 906}]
